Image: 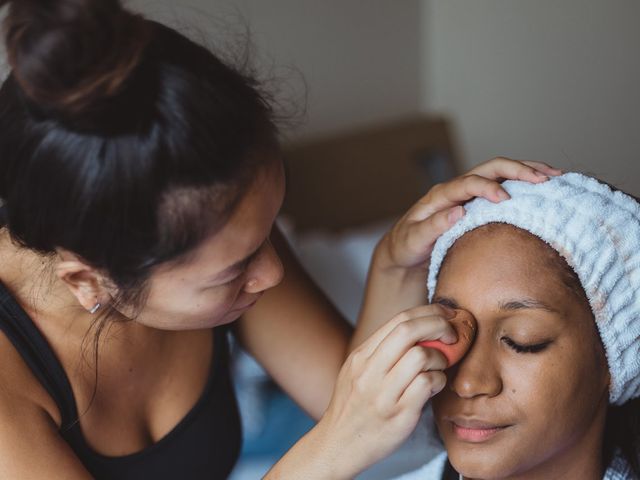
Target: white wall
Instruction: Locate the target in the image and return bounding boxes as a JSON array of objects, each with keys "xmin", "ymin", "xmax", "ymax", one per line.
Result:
[
  {"xmin": 130, "ymin": 0, "xmax": 423, "ymax": 139},
  {"xmin": 4, "ymin": 2, "xmax": 638, "ymax": 191},
  {"xmin": 423, "ymin": 0, "xmax": 640, "ymax": 193}
]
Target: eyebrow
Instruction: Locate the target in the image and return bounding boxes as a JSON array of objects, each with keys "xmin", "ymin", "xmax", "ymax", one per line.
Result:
[
  {"xmin": 433, "ymin": 296, "xmax": 560, "ymax": 314},
  {"xmin": 498, "ymin": 298, "xmax": 559, "ymax": 314}
]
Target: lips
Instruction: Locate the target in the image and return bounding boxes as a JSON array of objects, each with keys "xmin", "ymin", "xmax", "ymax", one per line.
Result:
[{"xmin": 448, "ymin": 416, "xmax": 511, "ymax": 442}]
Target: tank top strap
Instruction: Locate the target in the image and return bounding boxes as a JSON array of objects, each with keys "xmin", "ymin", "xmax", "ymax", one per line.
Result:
[
  {"xmin": 442, "ymin": 458, "xmax": 460, "ymax": 480},
  {"xmin": 0, "ymin": 205, "xmax": 8, "ymax": 226},
  {"xmin": 0, "ymin": 281, "xmax": 79, "ymax": 428}
]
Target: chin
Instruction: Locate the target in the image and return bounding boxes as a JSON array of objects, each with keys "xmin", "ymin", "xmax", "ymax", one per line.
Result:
[
  {"xmin": 138, "ymin": 313, "xmax": 238, "ymax": 331},
  {"xmin": 133, "ymin": 306, "xmax": 247, "ymax": 331},
  {"xmin": 448, "ymin": 446, "xmax": 521, "ymax": 480},
  {"xmin": 216, "ymin": 311, "xmax": 244, "ymax": 327},
  {"xmin": 188, "ymin": 311, "xmax": 243, "ymax": 330}
]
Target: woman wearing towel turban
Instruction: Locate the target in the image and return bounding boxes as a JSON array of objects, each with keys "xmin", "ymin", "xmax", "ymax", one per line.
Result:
[
  {"xmin": 0, "ymin": 0, "xmax": 560, "ymax": 478},
  {"xmin": 395, "ymin": 173, "xmax": 640, "ymax": 480}
]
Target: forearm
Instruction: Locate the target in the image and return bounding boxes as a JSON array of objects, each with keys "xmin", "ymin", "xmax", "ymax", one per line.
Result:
[
  {"xmin": 238, "ymin": 227, "xmax": 352, "ymax": 419},
  {"xmin": 350, "ymin": 237, "xmax": 428, "ymax": 351},
  {"xmin": 264, "ymin": 423, "xmax": 354, "ymax": 480},
  {"xmin": 353, "ymin": 158, "xmax": 563, "ymax": 351}
]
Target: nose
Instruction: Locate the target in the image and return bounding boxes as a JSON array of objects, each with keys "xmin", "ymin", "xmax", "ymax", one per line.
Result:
[
  {"xmin": 449, "ymin": 334, "xmax": 503, "ymax": 399},
  {"xmin": 243, "ymin": 239, "xmax": 284, "ymax": 294}
]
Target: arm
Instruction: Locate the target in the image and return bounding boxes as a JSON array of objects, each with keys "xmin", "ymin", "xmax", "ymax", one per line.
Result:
[
  {"xmin": 239, "ymin": 158, "xmax": 562, "ymax": 478},
  {"xmin": 0, "ymin": 367, "xmax": 93, "ymax": 479},
  {"xmin": 264, "ymin": 305, "xmax": 455, "ymax": 480},
  {"xmin": 351, "ymin": 158, "xmax": 562, "ymax": 348},
  {"xmin": 235, "ymin": 158, "xmax": 560, "ymax": 418},
  {"xmin": 234, "ymin": 227, "xmax": 352, "ymax": 420}
]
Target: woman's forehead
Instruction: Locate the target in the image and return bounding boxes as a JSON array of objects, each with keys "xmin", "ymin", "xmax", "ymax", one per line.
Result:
[
  {"xmin": 442, "ymin": 223, "xmax": 550, "ymax": 269},
  {"xmin": 435, "ymin": 223, "xmax": 589, "ymax": 314}
]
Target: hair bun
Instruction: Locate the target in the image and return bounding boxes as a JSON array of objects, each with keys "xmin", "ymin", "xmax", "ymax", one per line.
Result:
[{"xmin": 1, "ymin": 0, "xmax": 151, "ymax": 115}]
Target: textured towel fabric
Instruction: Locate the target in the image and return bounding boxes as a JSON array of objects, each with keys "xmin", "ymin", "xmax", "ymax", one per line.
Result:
[{"xmin": 427, "ymin": 173, "xmax": 640, "ymax": 405}]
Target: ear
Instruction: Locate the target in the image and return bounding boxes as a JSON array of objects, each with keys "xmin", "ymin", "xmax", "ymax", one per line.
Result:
[{"xmin": 55, "ymin": 250, "xmax": 113, "ymax": 313}]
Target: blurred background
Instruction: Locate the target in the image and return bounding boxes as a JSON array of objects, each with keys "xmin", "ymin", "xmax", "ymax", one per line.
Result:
[
  {"xmin": 125, "ymin": 0, "xmax": 640, "ymax": 190},
  {"xmin": 129, "ymin": 0, "xmax": 640, "ymax": 478},
  {"xmin": 4, "ymin": 0, "xmax": 639, "ymax": 478}
]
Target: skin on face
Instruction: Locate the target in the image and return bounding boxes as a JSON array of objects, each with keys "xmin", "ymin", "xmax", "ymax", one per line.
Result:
[
  {"xmin": 431, "ymin": 224, "xmax": 610, "ymax": 480},
  {"xmin": 125, "ymin": 160, "xmax": 286, "ymax": 331}
]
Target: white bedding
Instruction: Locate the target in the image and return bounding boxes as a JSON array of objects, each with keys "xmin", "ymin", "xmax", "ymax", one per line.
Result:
[{"xmin": 278, "ymin": 215, "xmax": 395, "ymax": 323}]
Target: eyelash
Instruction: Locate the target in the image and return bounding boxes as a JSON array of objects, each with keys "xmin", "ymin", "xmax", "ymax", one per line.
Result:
[
  {"xmin": 225, "ymin": 253, "xmax": 259, "ymax": 285},
  {"xmin": 436, "ymin": 299, "xmax": 457, "ymax": 309},
  {"xmin": 223, "ymin": 270, "xmax": 247, "ymax": 285},
  {"xmin": 502, "ymin": 337, "xmax": 551, "ymax": 354}
]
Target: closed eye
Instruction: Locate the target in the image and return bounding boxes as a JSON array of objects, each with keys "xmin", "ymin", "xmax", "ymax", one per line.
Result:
[
  {"xmin": 222, "ymin": 270, "xmax": 246, "ymax": 285},
  {"xmin": 435, "ymin": 298, "xmax": 458, "ymax": 309},
  {"xmin": 211, "ymin": 243, "xmax": 266, "ymax": 287},
  {"xmin": 502, "ymin": 337, "xmax": 551, "ymax": 354}
]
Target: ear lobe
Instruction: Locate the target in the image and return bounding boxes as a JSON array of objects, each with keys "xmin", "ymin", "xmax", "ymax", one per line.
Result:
[{"xmin": 55, "ymin": 259, "xmax": 109, "ymax": 312}]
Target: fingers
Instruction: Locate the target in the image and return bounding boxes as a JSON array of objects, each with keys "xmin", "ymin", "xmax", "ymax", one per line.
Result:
[
  {"xmin": 363, "ymin": 309, "xmax": 457, "ymax": 379},
  {"xmin": 520, "ymin": 160, "xmax": 563, "ymax": 176},
  {"xmin": 378, "ymin": 156, "xmax": 562, "ymax": 271},
  {"xmin": 390, "ymin": 206, "xmax": 465, "ymax": 266},
  {"xmin": 468, "ymin": 156, "xmax": 562, "ymax": 182},
  {"xmin": 399, "ymin": 370, "xmax": 447, "ymax": 410},
  {"xmin": 384, "ymin": 346, "xmax": 447, "ymax": 403},
  {"xmin": 408, "ymin": 174, "xmax": 509, "ymax": 222},
  {"xmin": 355, "ymin": 304, "xmax": 456, "ymax": 359},
  {"xmin": 407, "ymin": 158, "xmax": 563, "ymax": 223}
]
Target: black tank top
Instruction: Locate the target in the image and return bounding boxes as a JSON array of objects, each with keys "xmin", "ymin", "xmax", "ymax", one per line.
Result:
[
  {"xmin": 442, "ymin": 459, "xmax": 459, "ymax": 479},
  {"xmin": 0, "ymin": 280, "xmax": 242, "ymax": 479}
]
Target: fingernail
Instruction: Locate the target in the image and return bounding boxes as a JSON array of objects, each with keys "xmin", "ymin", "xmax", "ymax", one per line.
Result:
[
  {"xmin": 447, "ymin": 206, "xmax": 465, "ymax": 224},
  {"xmin": 497, "ymin": 190, "xmax": 510, "ymax": 201},
  {"xmin": 431, "ymin": 383, "xmax": 446, "ymax": 397},
  {"xmin": 442, "ymin": 332, "xmax": 458, "ymax": 345}
]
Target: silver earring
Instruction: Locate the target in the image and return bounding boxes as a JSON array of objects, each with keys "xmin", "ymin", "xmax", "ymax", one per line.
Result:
[{"xmin": 89, "ymin": 303, "xmax": 102, "ymax": 314}]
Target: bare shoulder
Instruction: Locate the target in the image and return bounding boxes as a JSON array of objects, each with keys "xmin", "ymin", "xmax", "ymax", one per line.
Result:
[
  {"xmin": 0, "ymin": 332, "xmax": 92, "ymax": 479},
  {"xmin": 0, "ymin": 330, "xmax": 61, "ymax": 423}
]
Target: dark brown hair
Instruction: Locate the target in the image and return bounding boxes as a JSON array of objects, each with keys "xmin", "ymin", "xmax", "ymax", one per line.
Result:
[
  {"xmin": 0, "ymin": 0, "xmax": 281, "ymax": 421},
  {"xmin": 0, "ymin": 0, "xmax": 278, "ymax": 306}
]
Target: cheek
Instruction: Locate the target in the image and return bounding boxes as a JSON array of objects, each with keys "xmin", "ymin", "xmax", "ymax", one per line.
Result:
[
  {"xmin": 539, "ymin": 346, "xmax": 608, "ymax": 427},
  {"xmin": 190, "ymin": 285, "xmax": 245, "ymax": 317},
  {"xmin": 432, "ymin": 355, "xmax": 580, "ymax": 477},
  {"xmin": 499, "ymin": 346, "xmax": 607, "ymax": 458},
  {"xmin": 148, "ymin": 281, "xmax": 244, "ymax": 320},
  {"xmin": 501, "ymin": 347, "xmax": 585, "ymax": 418}
]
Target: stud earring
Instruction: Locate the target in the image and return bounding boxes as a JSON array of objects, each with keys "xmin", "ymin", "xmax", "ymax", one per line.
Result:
[{"xmin": 89, "ymin": 303, "xmax": 102, "ymax": 314}]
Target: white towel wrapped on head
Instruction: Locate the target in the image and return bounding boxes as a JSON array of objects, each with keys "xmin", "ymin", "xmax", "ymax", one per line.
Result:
[{"xmin": 427, "ymin": 172, "xmax": 640, "ymax": 405}]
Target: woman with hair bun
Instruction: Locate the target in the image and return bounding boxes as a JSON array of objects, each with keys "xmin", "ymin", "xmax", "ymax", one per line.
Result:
[{"xmin": 0, "ymin": 0, "xmax": 559, "ymax": 478}]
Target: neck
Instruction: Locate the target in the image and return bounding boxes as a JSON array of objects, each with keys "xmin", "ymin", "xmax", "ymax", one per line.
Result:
[
  {"xmin": 461, "ymin": 454, "xmax": 604, "ymax": 480},
  {"xmin": 0, "ymin": 231, "xmax": 169, "ymax": 353}
]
